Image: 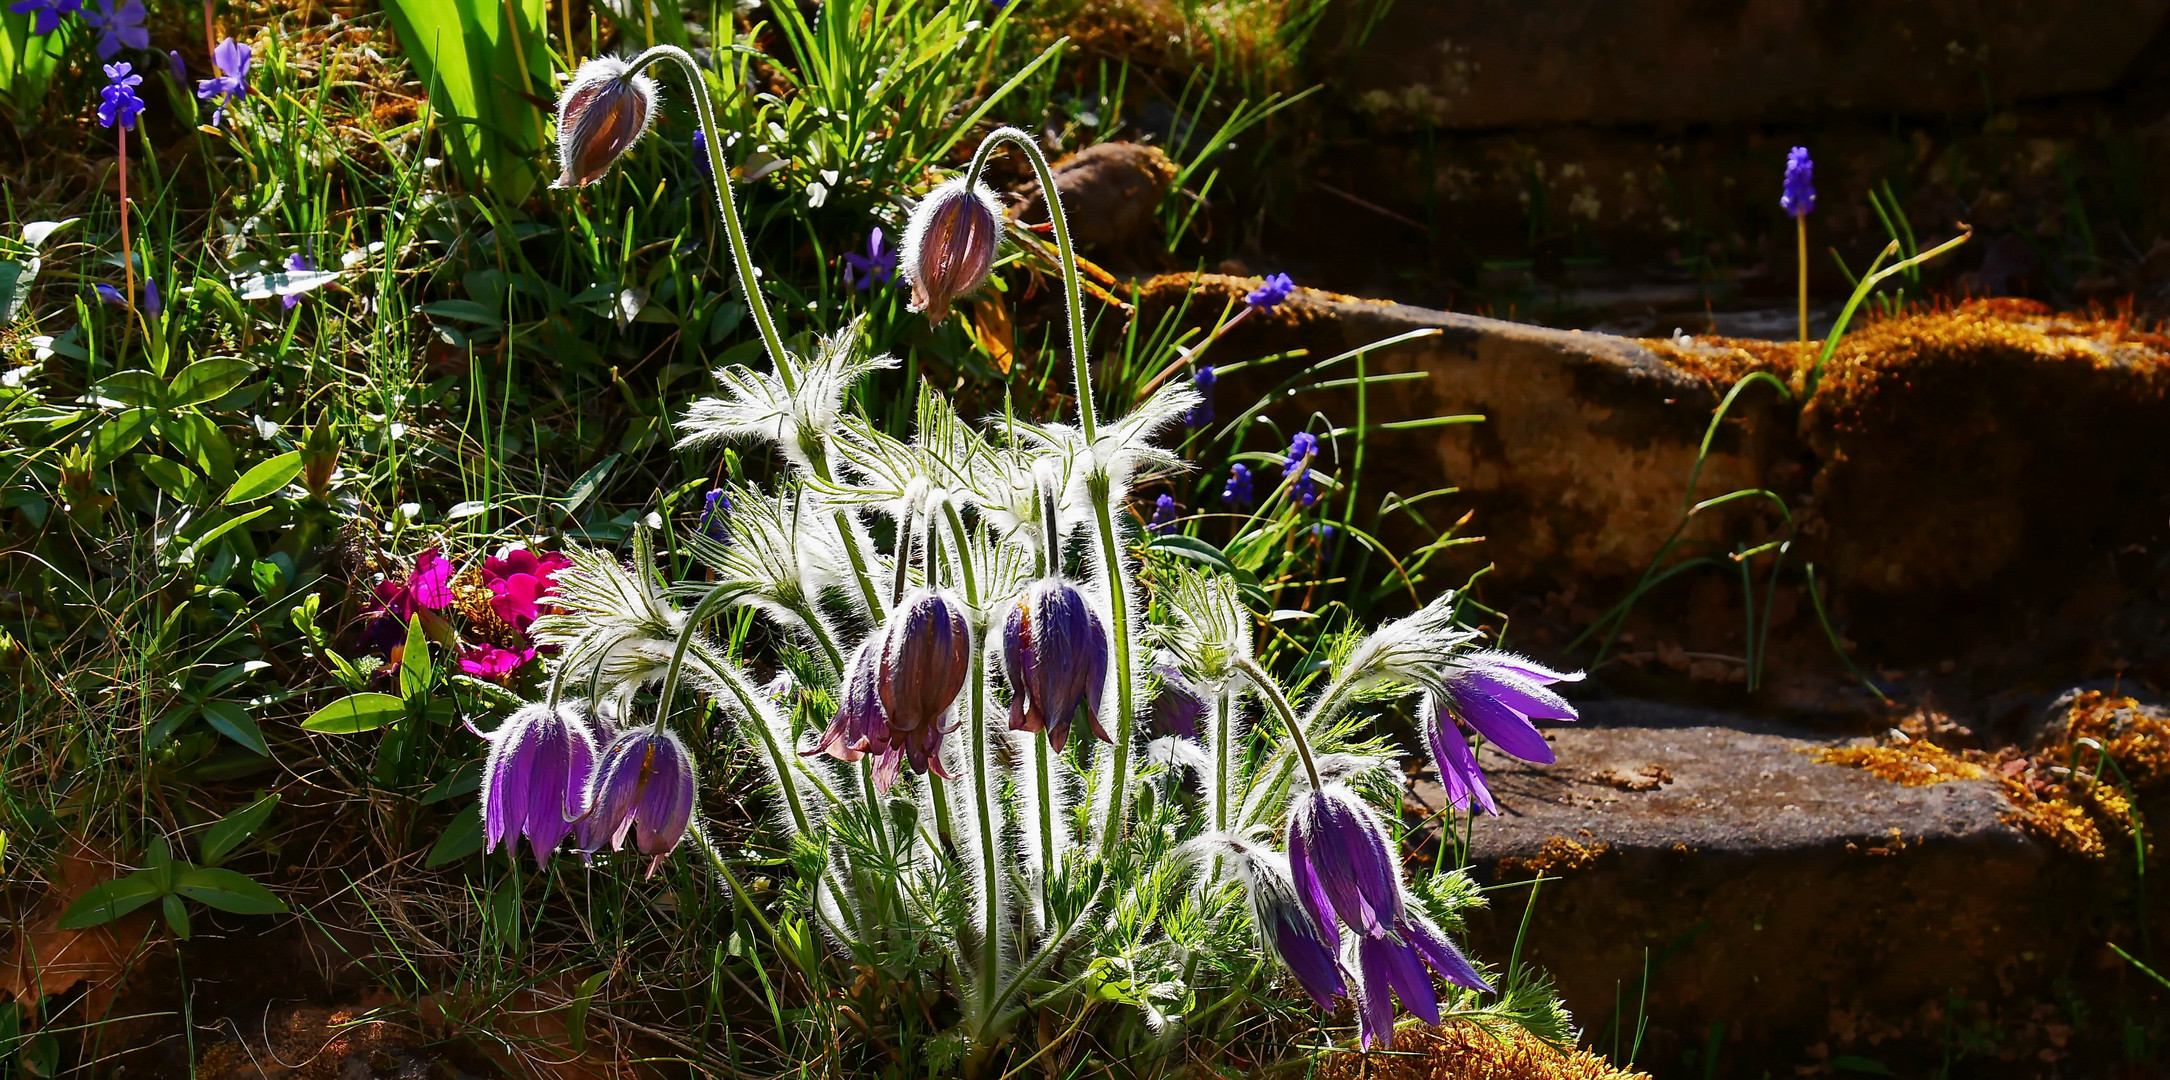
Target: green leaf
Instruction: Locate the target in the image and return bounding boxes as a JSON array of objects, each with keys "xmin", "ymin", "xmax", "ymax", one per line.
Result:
[
  {"xmin": 424, "ymin": 805, "xmax": 484, "ymax": 868},
  {"xmin": 172, "ymin": 866, "xmax": 286, "ymax": 915},
  {"xmin": 55, "ymin": 871, "xmax": 168, "ymax": 928},
  {"xmin": 166, "ymin": 411, "xmax": 236, "ymax": 483},
  {"xmin": 162, "ymin": 893, "xmax": 191, "ymax": 939},
  {"xmin": 222, "ymin": 450, "xmax": 305, "ymax": 504},
  {"xmin": 166, "ymin": 357, "xmax": 257, "ymax": 409},
  {"xmin": 199, "ymin": 793, "xmax": 279, "ymax": 865},
  {"xmin": 300, "ymin": 692, "xmax": 407, "ymax": 734},
  {"xmin": 565, "ymin": 970, "xmax": 610, "ymax": 1053},
  {"xmin": 399, "ymin": 615, "xmax": 432, "ymax": 702},
  {"xmin": 199, "ymin": 700, "xmax": 270, "ymax": 757},
  {"xmin": 88, "ymin": 407, "xmax": 157, "ymax": 466},
  {"xmin": 558, "ymin": 452, "xmax": 620, "ymax": 517},
  {"xmin": 178, "ymin": 506, "xmax": 272, "ymax": 563},
  {"xmin": 421, "ymin": 299, "xmax": 505, "ymax": 327},
  {"xmin": 1149, "ymin": 533, "xmax": 1239, "ymax": 576},
  {"xmin": 419, "ymin": 761, "xmax": 481, "ymax": 805},
  {"xmin": 92, "ymin": 370, "xmax": 167, "ymax": 409},
  {"xmin": 379, "ymin": 0, "xmax": 550, "ymax": 203},
  {"xmin": 140, "ymin": 456, "xmax": 209, "ymax": 504}
]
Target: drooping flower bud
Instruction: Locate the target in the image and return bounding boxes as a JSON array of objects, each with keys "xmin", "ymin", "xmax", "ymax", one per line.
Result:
[
  {"xmin": 479, "ymin": 703, "xmax": 600, "ymax": 869},
  {"xmin": 879, "ymin": 587, "xmax": 972, "ymax": 736},
  {"xmin": 899, "ymin": 177, "xmax": 1003, "ymax": 324},
  {"xmin": 1201, "ymin": 834, "xmax": 1348, "ymax": 1011},
  {"xmin": 582, "ymin": 726, "xmax": 697, "ymax": 877},
  {"xmin": 1002, "ymin": 577, "xmax": 1109, "ymax": 751},
  {"xmin": 552, "ymin": 56, "xmax": 659, "ymax": 188}
]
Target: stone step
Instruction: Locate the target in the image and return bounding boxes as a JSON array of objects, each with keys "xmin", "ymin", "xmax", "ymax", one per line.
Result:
[{"xmin": 1403, "ymin": 700, "xmax": 2122, "ymax": 1074}]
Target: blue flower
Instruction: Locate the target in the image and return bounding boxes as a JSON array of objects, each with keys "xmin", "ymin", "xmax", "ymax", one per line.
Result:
[
  {"xmin": 1283, "ymin": 431, "xmax": 1319, "ymax": 508},
  {"xmin": 1186, "ymin": 365, "xmax": 1215, "ymax": 426},
  {"xmin": 1148, "ymin": 493, "xmax": 1179, "ymax": 534},
  {"xmin": 691, "ymin": 128, "xmax": 712, "ymax": 177},
  {"xmin": 281, "ymin": 253, "xmax": 313, "ymax": 310},
  {"xmin": 1245, "ymin": 272, "xmax": 1294, "ymax": 310},
  {"xmin": 699, "ymin": 487, "xmax": 732, "ymax": 541},
  {"xmin": 97, "ymin": 61, "xmax": 146, "ymax": 130},
  {"xmin": 842, "ymin": 227, "xmax": 897, "ymax": 291},
  {"xmin": 1781, "ymin": 146, "xmax": 1815, "ymax": 218},
  {"xmin": 1220, "ymin": 462, "xmax": 1252, "ymax": 508},
  {"xmin": 8, "ymin": 0, "xmax": 79, "ymax": 37},
  {"xmin": 196, "ymin": 36, "xmax": 252, "ymax": 125},
  {"xmin": 80, "ymin": 0, "xmax": 147, "ymax": 60}
]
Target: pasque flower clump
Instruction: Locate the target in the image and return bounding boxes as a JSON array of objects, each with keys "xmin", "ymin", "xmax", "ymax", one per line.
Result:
[{"xmin": 474, "ymin": 43, "xmax": 1584, "ymax": 1065}]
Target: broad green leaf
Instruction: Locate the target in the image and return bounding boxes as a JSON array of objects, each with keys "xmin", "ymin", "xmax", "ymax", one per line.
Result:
[
  {"xmin": 92, "ymin": 370, "xmax": 166, "ymax": 409},
  {"xmin": 88, "ymin": 407, "xmax": 157, "ymax": 466},
  {"xmin": 424, "ymin": 805, "xmax": 483, "ymax": 868},
  {"xmin": 421, "ymin": 299, "xmax": 503, "ymax": 327},
  {"xmin": 200, "ymin": 700, "xmax": 270, "ymax": 756},
  {"xmin": 199, "ymin": 793, "xmax": 279, "ymax": 865},
  {"xmin": 399, "ymin": 614, "xmax": 433, "ymax": 702},
  {"xmin": 379, "ymin": 0, "xmax": 550, "ymax": 203},
  {"xmin": 166, "ymin": 411, "xmax": 236, "ymax": 483},
  {"xmin": 166, "ymin": 357, "xmax": 256, "ymax": 408},
  {"xmin": 231, "ymin": 267, "xmax": 344, "ymax": 302},
  {"xmin": 178, "ymin": 506, "xmax": 271, "ymax": 562},
  {"xmin": 564, "ymin": 970, "xmax": 610, "ymax": 1053},
  {"xmin": 559, "ymin": 452, "xmax": 619, "ymax": 517},
  {"xmin": 162, "ymin": 893, "xmax": 191, "ymax": 939},
  {"xmin": 1149, "ymin": 533, "xmax": 1240, "ymax": 576},
  {"xmin": 140, "ymin": 456, "xmax": 209, "ymax": 504},
  {"xmin": 222, "ymin": 451, "xmax": 304, "ymax": 504},
  {"xmin": 55, "ymin": 871, "xmax": 168, "ymax": 929},
  {"xmin": 172, "ymin": 866, "xmax": 286, "ymax": 915},
  {"xmin": 301, "ymin": 692, "xmax": 406, "ymax": 734}
]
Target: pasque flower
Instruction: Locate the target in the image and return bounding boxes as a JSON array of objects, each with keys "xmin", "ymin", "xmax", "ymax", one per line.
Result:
[
  {"xmin": 583, "ymin": 726, "xmax": 697, "ymax": 876},
  {"xmin": 1151, "ymin": 664, "xmax": 1205, "ymax": 739},
  {"xmin": 1425, "ymin": 706, "xmax": 1498, "ymax": 816},
  {"xmin": 808, "ymin": 588, "xmax": 971, "ymax": 791},
  {"xmin": 1781, "ymin": 146, "xmax": 1815, "ymax": 218},
  {"xmin": 1211, "ymin": 836, "xmax": 1348, "ymax": 1010},
  {"xmin": 553, "ymin": 56, "xmax": 659, "ymax": 187},
  {"xmin": 1432, "ymin": 651, "xmax": 1581, "ymax": 765},
  {"xmin": 480, "ymin": 703, "xmax": 601, "ymax": 868},
  {"xmin": 1002, "ymin": 577, "xmax": 1109, "ymax": 751},
  {"xmin": 900, "ymin": 177, "xmax": 1002, "ymax": 324},
  {"xmin": 1288, "ymin": 785, "xmax": 1491, "ymax": 1049}
]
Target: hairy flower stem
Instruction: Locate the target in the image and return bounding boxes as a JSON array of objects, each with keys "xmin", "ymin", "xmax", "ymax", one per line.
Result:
[
  {"xmin": 964, "ymin": 128, "xmax": 1093, "ymax": 443},
  {"xmin": 1212, "ymin": 689, "xmax": 1233, "ymax": 833},
  {"xmin": 943, "ymin": 502, "xmax": 1005, "ymax": 1018},
  {"xmin": 633, "ymin": 45, "xmax": 796, "ymax": 393},
  {"xmin": 1086, "ymin": 475, "xmax": 1137, "ymax": 855},
  {"xmin": 1236, "ymin": 656, "xmax": 1322, "ymax": 793}
]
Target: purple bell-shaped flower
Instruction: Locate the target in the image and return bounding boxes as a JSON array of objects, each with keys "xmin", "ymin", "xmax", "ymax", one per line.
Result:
[
  {"xmin": 1003, "ymin": 578, "xmax": 1109, "ymax": 752},
  {"xmin": 582, "ymin": 726, "xmax": 697, "ymax": 877},
  {"xmin": 807, "ymin": 589, "xmax": 971, "ymax": 792},
  {"xmin": 1425, "ymin": 703, "xmax": 1499, "ymax": 817},
  {"xmin": 552, "ymin": 56, "xmax": 659, "ymax": 188},
  {"xmin": 1433, "ymin": 650, "xmax": 1582, "ymax": 765},
  {"xmin": 1221, "ymin": 839, "xmax": 1349, "ymax": 1011},
  {"xmin": 1151, "ymin": 664, "xmax": 1206, "ymax": 740},
  {"xmin": 479, "ymin": 703, "xmax": 601, "ymax": 869},
  {"xmin": 900, "ymin": 177, "xmax": 1002, "ymax": 324}
]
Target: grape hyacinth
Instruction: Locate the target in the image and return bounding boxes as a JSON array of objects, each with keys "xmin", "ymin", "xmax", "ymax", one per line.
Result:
[
  {"xmin": 1284, "ymin": 432, "xmax": 1319, "ymax": 508},
  {"xmin": 1187, "ymin": 365, "xmax": 1215, "ymax": 426},
  {"xmin": 1149, "ymin": 492, "xmax": 1179, "ymax": 534},
  {"xmin": 1780, "ymin": 145, "xmax": 1816, "ymax": 218},
  {"xmin": 699, "ymin": 487, "xmax": 732, "ymax": 541},
  {"xmin": 97, "ymin": 61, "xmax": 146, "ymax": 129},
  {"xmin": 690, "ymin": 128, "xmax": 712, "ymax": 177},
  {"xmin": 1246, "ymin": 272, "xmax": 1295, "ymax": 310},
  {"xmin": 1220, "ymin": 462, "xmax": 1253, "ymax": 508}
]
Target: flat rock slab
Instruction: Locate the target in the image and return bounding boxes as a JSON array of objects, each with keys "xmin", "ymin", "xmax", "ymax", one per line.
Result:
[{"xmin": 1407, "ymin": 700, "xmax": 2104, "ymax": 1072}]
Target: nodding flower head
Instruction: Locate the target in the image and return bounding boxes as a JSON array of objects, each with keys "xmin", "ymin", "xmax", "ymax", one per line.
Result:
[
  {"xmin": 553, "ymin": 56, "xmax": 659, "ymax": 188},
  {"xmin": 1002, "ymin": 577, "xmax": 1109, "ymax": 752},
  {"xmin": 1221, "ymin": 462, "xmax": 1253, "ymax": 508},
  {"xmin": 582, "ymin": 726, "xmax": 697, "ymax": 877},
  {"xmin": 1246, "ymin": 272, "xmax": 1295, "ymax": 310},
  {"xmin": 1347, "ymin": 908, "xmax": 1492, "ymax": 1050},
  {"xmin": 1151, "ymin": 664, "xmax": 1205, "ymax": 739},
  {"xmin": 1205, "ymin": 835, "xmax": 1349, "ymax": 1011},
  {"xmin": 879, "ymin": 587, "xmax": 973, "ymax": 735},
  {"xmin": 1781, "ymin": 146, "xmax": 1815, "ymax": 218},
  {"xmin": 1286, "ymin": 785, "xmax": 1403, "ymax": 945},
  {"xmin": 900, "ymin": 177, "xmax": 1002, "ymax": 324},
  {"xmin": 480, "ymin": 703, "xmax": 601, "ymax": 869},
  {"xmin": 1434, "ymin": 650, "xmax": 1581, "ymax": 765},
  {"xmin": 1424, "ymin": 699, "xmax": 1498, "ymax": 816}
]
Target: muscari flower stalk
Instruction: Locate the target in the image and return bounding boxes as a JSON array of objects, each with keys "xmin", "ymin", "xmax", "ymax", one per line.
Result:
[
  {"xmin": 1148, "ymin": 493, "xmax": 1179, "ymax": 534},
  {"xmin": 552, "ymin": 56, "xmax": 659, "ymax": 188},
  {"xmin": 1187, "ymin": 366, "xmax": 1215, "ymax": 426},
  {"xmin": 1003, "ymin": 577, "xmax": 1109, "ymax": 752},
  {"xmin": 1287, "ymin": 783, "xmax": 1491, "ymax": 1049},
  {"xmin": 1221, "ymin": 463, "xmax": 1253, "ymax": 508},
  {"xmin": 1782, "ymin": 145, "xmax": 1815, "ymax": 343},
  {"xmin": 480, "ymin": 703, "xmax": 601, "ymax": 868},
  {"xmin": 1247, "ymin": 272, "xmax": 1295, "ymax": 310},
  {"xmin": 900, "ymin": 177, "xmax": 1003, "ymax": 324},
  {"xmin": 583, "ymin": 726, "xmax": 697, "ymax": 877}
]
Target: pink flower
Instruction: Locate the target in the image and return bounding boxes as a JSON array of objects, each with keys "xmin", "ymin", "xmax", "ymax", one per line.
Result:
[
  {"xmin": 362, "ymin": 549, "xmax": 455, "ymax": 657},
  {"xmin": 480, "ymin": 548, "xmax": 571, "ymax": 632},
  {"xmin": 460, "ymin": 643, "xmax": 537, "ymax": 678}
]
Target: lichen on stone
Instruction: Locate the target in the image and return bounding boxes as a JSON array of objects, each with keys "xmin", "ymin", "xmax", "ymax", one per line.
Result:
[
  {"xmin": 1313, "ymin": 1021, "xmax": 1648, "ymax": 1080},
  {"xmin": 1807, "ymin": 741, "xmax": 1988, "ymax": 787}
]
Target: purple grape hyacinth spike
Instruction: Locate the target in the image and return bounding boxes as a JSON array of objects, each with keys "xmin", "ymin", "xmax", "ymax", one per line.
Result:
[
  {"xmin": 97, "ymin": 62, "xmax": 145, "ymax": 130},
  {"xmin": 1221, "ymin": 462, "xmax": 1253, "ymax": 508},
  {"xmin": 1148, "ymin": 492, "xmax": 1178, "ymax": 534},
  {"xmin": 1781, "ymin": 146, "xmax": 1815, "ymax": 218},
  {"xmin": 1246, "ymin": 272, "xmax": 1294, "ymax": 310},
  {"xmin": 1187, "ymin": 365, "xmax": 1215, "ymax": 426}
]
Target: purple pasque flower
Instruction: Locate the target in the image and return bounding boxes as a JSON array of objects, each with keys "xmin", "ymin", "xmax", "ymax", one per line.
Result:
[
  {"xmin": 1288, "ymin": 783, "xmax": 1491, "ymax": 1049},
  {"xmin": 196, "ymin": 37, "xmax": 252, "ymax": 124},
  {"xmin": 1186, "ymin": 365, "xmax": 1215, "ymax": 426},
  {"xmin": 1220, "ymin": 463, "xmax": 1253, "ymax": 508},
  {"xmin": 80, "ymin": 0, "xmax": 147, "ymax": 60},
  {"xmin": 479, "ymin": 703, "xmax": 601, "ymax": 869},
  {"xmin": 699, "ymin": 487, "xmax": 731, "ymax": 541},
  {"xmin": 97, "ymin": 62, "xmax": 146, "ymax": 130},
  {"xmin": 842, "ymin": 227, "xmax": 898, "ymax": 292},
  {"xmin": 1424, "ymin": 703, "xmax": 1498, "ymax": 816},
  {"xmin": 1434, "ymin": 650, "xmax": 1582, "ymax": 765},
  {"xmin": 1781, "ymin": 145, "xmax": 1815, "ymax": 218},
  {"xmin": 1217, "ymin": 836, "xmax": 1348, "ymax": 1011},
  {"xmin": 900, "ymin": 177, "xmax": 1002, "ymax": 324},
  {"xmin": 582, "ymin": 726, "xmax": 697, "ymax": 877},
  {"xmin": 808, "ymin": 590, "xmax": 971, "ymax": 791},
  {"xmin": 1148, "ymin": 492, "xmax": 1179, "ymax": 534},
  {"xmin": 280, "ymin": 253, "xmax": 314, "ymax": 310},
  {"xmin": 552, "ymin": 56, "xmax": 657, "ymax": 187},
  {"xmin": 1002, "ymin": 577, "xmax": 1109, "ymax": 752},
  {"xmin": 8, "ymin": 0, "xmax": 79, "ymax": 36},
  {"xmin": 1151, "ymin": 664, "xmax": 1205, "ymax": 739},
  {"xmin": 1246, "ymin": 272, "xmax": 1295, "ymax": 310},
  {"xmin": 1284, "ymin": 431, "xmax": 1319, "ymax": 508}
]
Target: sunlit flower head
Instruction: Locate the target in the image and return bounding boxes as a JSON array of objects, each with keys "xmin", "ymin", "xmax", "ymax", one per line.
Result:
[
  {"xmin": 552, "ymin": 56, "xmax": 659, "ymax": 187},
  {"xmin": 900, "ymin": 177, "xmax": 1002, "ymax": 324}
]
